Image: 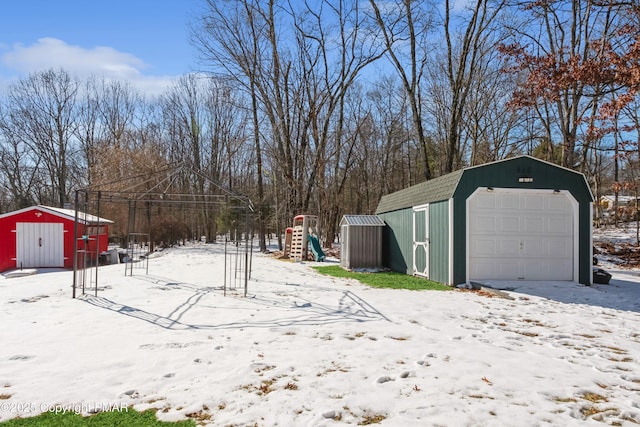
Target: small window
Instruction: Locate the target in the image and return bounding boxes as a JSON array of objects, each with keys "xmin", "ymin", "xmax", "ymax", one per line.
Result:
[{"xmin": 87, "ymin": 226, "xmax": 106, "ymax": 235}]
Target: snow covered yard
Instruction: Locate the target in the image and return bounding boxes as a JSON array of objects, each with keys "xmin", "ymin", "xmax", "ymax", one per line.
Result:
[{"xmin": 1, "ymin": 241, "xmax": 640, "ymax": 426}]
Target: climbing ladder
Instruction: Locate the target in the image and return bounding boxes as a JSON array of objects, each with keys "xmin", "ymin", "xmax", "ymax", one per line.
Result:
[
  {"xmin": 290, "ymin": 223, "xmax": 305, "ymax": 261},
  {"xmin": 289, "ymin": 215, "xmax": 325, "ymax": 261},
  {"xmin": 282, "ymin": 227, "xmax": 293, "ymax": 258}
]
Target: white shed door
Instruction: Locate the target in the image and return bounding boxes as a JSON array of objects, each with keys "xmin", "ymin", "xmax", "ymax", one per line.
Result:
[
  {"xmin": 467, "ymin": 189, "xmax": 576, "ymax": 281},
  {"xmin": 16, "ymin": 223, "xmax": 64, "ymax": 268},
  {"xmin": 412, "ymin": 204, "xmax": 429, "ymax": 277}
]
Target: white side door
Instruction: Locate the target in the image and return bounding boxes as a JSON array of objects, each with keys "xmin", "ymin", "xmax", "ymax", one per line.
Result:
[{"xmin": 413, "ymin": 204, "xmax": 429, "ymax": 277}]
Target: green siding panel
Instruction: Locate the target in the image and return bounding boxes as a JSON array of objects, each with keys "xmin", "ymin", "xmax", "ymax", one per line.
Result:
[
  {"xmin": 378, "ymin": 209, "xmax": 413, "ymax": 274},
  {"xmin": 428, "ymin": 200, "xmax": 450, "ymax": 284}
]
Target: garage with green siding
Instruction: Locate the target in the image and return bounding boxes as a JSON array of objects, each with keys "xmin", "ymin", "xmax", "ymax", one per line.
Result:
[{"xmin": 375, "ymin": 156, "xmax": 594, "ymax": 286}]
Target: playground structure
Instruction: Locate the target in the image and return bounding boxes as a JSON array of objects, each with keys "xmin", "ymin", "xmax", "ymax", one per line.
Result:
[{"xmin": 285, "ymin": 215, "xmax": 326, "ymax": 262}]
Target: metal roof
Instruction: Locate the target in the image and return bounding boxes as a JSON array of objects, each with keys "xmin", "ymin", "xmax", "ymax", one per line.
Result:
[
  {"xmin": 339, "ymin": 215, "xmax": 385, "ymax": 226},
  {"xmin": 0, "ymin": 205, "xmax": 114, "ymax": 224},
  {"xmin": 42, "ymin": 206, "xmax": 114, "ymax": 224}
]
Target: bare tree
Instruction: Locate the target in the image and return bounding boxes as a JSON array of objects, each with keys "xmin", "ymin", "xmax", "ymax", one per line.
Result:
[
  {"xmin": 75, "ymin": 78, "xmax": 101, "ymax": 187},
  {"xmin": 292, "ymin": 0, "xmax": 386, "ymax": 245},
  {"xmin": 440, "ymin": 0, "xmax": 506, "ymax": 172},
  {"xmin": 3, "ymin": 69, "xmax": 80, "ymax": 206},
  {"xmin": 0, "ymin": 103, "xmax": 41, "ymax": 209},
  {"xmin": 193, "ymin": 0, "xmax": 279, "ymax": 250},
  {"xmin": 364, "ymin": 75, "xmax": 416, "ymax": 193},
  {"xmin": 368, "ymin": 0, "xmax": 434, "ymax": 180}
]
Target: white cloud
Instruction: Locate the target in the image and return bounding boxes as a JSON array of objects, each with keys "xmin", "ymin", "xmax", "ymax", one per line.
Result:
[{"xmin": 0, "ymin": 38, "xmax": 176, "ymax": 96}]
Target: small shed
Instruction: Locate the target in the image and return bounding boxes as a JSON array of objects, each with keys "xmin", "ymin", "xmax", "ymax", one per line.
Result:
[
  {"xmin": 375, "ymin": 156, "xmax": 594, "ymax": 286},
  {"xmin": 340, "ymin": 215, "xmax": 385, "ymax": 270},
  {"xmin": 0, "ymin": 205, "xmax": 113, "ymax": 273}
]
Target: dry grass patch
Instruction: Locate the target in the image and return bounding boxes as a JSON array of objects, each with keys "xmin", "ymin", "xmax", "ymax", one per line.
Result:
[
  {"xmin": 601, "ymin": 346, "xmax": 628, "ymax": 354},
  {"xmin": 553, "ymin": 396, "xmax": 578, "ymax": 403},
  {"xmin": 186, "ymin": 405, "xmax": 212, "ymax": 424},
  {"xmin": 387, "ymin": 335, "xmax": 410, "ymax": 341},
  {"xmin": 253, "ymin": 364, "xmax": 276, "ymax": 374},
  {"xmin": 578, "ymin": 333, "xmax": 598, "ymax": 339},
  {"xmin": 258, "ymin": 379, "xmax": 276, "ymax": 395},
  {"xmin": 469, "ymin": 394, "xmax": 495, "ymax": 399},
  {"xmin": 580, "ymin": 405, "xmax": 620, "ymax": 418},
  {"xmin": 514, "ymin": 330, "xmax": 540, "ymax": 337},
  {"xmin": 608, "ymin": 356, "xmax": 634, "ymax": 362},
  {"xmin": 521, "ymin": 318, "xmax": 550, "ymax": 328},
  {"xmin": 358, "ymin": 414, "xmax": 387, "ymax": 425},
  {"xmin": 284, "ymin": 382, "xmax": 298, "ymax": 390},
  {"xmin": 580, "ymin": 392, "xmax": 608, "ymax": 403}
]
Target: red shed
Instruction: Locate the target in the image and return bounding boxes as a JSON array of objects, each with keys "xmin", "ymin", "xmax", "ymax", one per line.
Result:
[{"xmin": 0, "ymin": 205, "xmax": 113, "ymax": 273}]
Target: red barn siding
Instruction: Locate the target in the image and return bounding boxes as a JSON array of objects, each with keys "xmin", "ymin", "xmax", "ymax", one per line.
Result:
[{"xmin": 0, "ymin": 206, "xmax": 111, "ymax": 273}]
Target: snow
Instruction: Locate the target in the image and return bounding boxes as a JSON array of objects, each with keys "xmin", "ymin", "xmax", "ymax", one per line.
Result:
[{"xmin": 1, "ymin": 232, "xmax": 640, "ymax": 426}]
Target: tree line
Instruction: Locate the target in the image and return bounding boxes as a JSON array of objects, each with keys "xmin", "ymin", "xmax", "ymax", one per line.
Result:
[{"xmin": 1, "ymin": 0, "xmax": 639, "ymax": 250}]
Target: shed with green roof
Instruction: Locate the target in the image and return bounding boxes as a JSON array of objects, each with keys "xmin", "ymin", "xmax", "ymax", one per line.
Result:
[{"xmin": 375, "ymin": 156, "xmax": 594, "ymax": 286}]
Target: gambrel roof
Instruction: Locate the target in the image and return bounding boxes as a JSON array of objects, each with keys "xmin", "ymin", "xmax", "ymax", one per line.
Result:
[
  {"xmin": 376, "ymin": 155, "xmax": 593, "ymax": 214},
  {"xmin": 376, "ymin": 170, "xmax": 463, "ymax": 214}
]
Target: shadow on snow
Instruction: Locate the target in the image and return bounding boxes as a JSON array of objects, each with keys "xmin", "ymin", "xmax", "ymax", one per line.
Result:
[{"xmin": 80, "ymin": 274, "xmax": 390, "ymax": 330}]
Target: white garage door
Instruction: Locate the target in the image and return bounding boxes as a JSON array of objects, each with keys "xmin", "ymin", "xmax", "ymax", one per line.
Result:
[
  {"xmin": 467, "ymin": 188, "xmax": 577, "ymax": 281},
  {"xmin": 15, "ymin": 222, "xmax": 64, "ymax": 268}
]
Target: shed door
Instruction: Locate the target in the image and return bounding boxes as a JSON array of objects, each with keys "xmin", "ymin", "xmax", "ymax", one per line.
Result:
[
  {"xmin": 16, "ymin": 223, "xmax": 64, "ymax": 268},
  {"xmin": 340, "ymin": 224, "xmax": 349, "ymax": 268},
  {"xmin": 467, "ymin": 189, "xmax": 577, "ymax": 281},
  {"xmin": 413, "ymin": 204, "xmax": 429, "ymax": 277}
]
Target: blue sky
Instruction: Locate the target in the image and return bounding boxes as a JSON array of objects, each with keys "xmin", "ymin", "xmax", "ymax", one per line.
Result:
[{"xmin": 0, "ymin": 0, "xmax": 202, "ymax": 95}]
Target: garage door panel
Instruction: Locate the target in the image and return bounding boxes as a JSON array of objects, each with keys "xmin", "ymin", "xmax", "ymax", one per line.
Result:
[
  {"xmin": 548, "ymin": 217, "xmax": 572, "ymax": 234},
  {"xmin": 471, "ymin": 239, "xmax": 496, "ymax": 256},
  {"xmin": 522, "ymin": 239, "xmax": 543, "ymax": 257},
  {"xmin": 524, "ymin": 194, "xmax": 545, "ymax": 210},
  {"xmin": 468, "ymin": 189, "xmax": 576, "ymax": 281},
  {"xmin": 500, "ymin": 194, "xmax": 520, "ymax": 209},
  {"xmin": 522, "ymin": 260, "xmax": 546, "ymax": 279},
  {"xmin": 470, "ymin": 261, "xmax": 495, "ymax": 278},
  {"xmin": 523, "ymin": 216, "xmax": 544, "ymax": 233},
  {"xmin": 546, "ymin": 259, "xmax": 573, "ymax": 278},
  {"xmin": 496, "ymin": 261, "xmax": 520, "ymax": 277},
  {"xmin": 499, "ymin": 217, "xmax": 520, "ymax": 232},
  {"xmin": 548, "ymin": 195, "xmax": 571, "ymax": 211},
  {"xmin": 473, "ymin": 193, "xmax": 497, "ymax": 209},
  {"xmin": 499, "ymin": 239, "xmax": 520, "ymax": 255},
  {"xmin": 473, "ymin": 216, "xmax": 496, "ymax": 232},
  {"xmin": 547, "ymin": 239, "xmax": 573, "ymax": 257}
]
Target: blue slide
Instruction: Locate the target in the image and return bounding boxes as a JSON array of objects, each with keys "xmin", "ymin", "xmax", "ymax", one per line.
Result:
[{"xmin": 307, "ymin": 235, "xmax": 326, "ymax": 261}]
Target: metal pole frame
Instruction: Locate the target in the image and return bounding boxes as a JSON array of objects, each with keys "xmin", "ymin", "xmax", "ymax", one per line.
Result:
[
  {"xmin": 94, "ymin": 191, "xmax": 101, "ymax": 297},
  {"xmin": 72, "ymin": 191, "xmax": 79, "ymax": 298}
]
